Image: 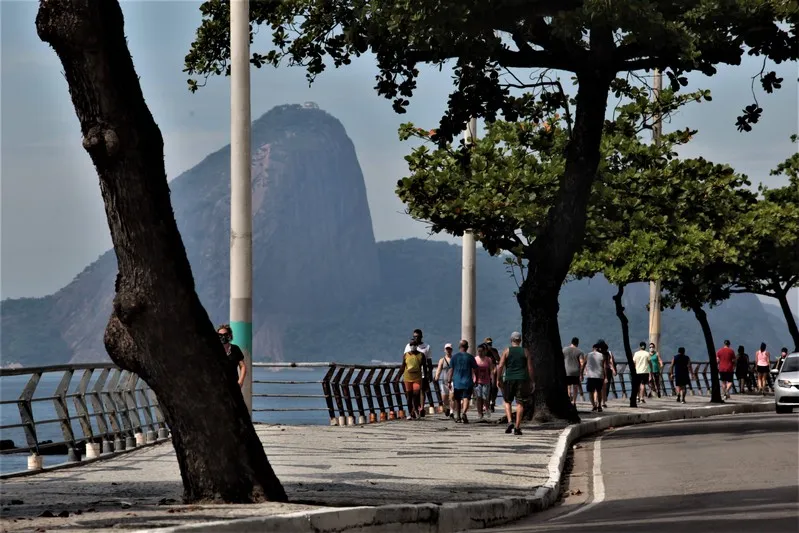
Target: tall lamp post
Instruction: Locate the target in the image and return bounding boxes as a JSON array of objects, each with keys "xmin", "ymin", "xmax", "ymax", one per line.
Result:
[
  {"xmin": 648, "ymin": 70, "xmax": 663, "ymax": 352},
  {"xmin": 230, "ymin": 0, "xmax": 253, "ymax": 414},
  {"xmin": 461, "ymin": 118, "xmax": 478, "ymax": 352}
]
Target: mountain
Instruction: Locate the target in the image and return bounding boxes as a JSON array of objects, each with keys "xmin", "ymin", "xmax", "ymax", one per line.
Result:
[{"xmin": 0, "ymin": 104, "xmax": 792, "ymax": 367}]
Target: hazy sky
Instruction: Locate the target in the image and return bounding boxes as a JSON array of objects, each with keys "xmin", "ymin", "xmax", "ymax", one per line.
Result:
[{"xmin": 1, "ymin": 1, "xmax": 797, "ymax": 301}]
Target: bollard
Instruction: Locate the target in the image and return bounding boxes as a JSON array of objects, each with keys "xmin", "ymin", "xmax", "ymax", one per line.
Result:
[
  {"xmin": 102, "ymin": 440, "xmax": 114, "ymax": 454},
  {"xmin": 85, "ymin": 442, "xmax": 100, "ymax": 459},
  {"xmin": 388, "ymin": 411, "xmax": 396, "ymax": 420},
  {"xmin": 158, "ymin": 428, "xmax": 169, "ymax": 439},
  {"xmin": 145, "ymin": 430, "xmax": 157, "ymax": 444},
  {"xmin": 135, "ymin": 432, "xmax": 145, "ymax": 446},
  {"xmin": 114, "ymin": 437, "xmax": 125, "ymax": 451},
  {"xmin": 27, "ymin": 454, "xmax": 43, "ymax": 471},
  {"xmin": 379, "ymin": 412, "xmax": 387, "ymax": 422},
  {"xmin": 337, "ymin": 416, "xmax": 346, "ymax": 427},
  {"xmin": 67, "ymin": 447, "xmax": 80, "ymax": 463},
  {"xmin": 398, "ymin": 409, "xmax": 406, "ymax": 419},
  {"xmin": 357, "ymin": 415, "xmax": 366, "ymax": 425},
  {"xmin": 329, "ymin": 417, "xmax": 338, "ymax": 426},
  {"xmin": 346, "ymin": 415, "xmax": 355, "ymax": 426},
  {"xmin": 126, "ymin": 436, "xmax": 136, "ymax": 449},
  {"xmin": 369, "ymin": 413, "xmax": 377, "ymax": 424}
]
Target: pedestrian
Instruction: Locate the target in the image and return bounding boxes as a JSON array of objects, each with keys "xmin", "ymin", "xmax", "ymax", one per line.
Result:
[
  {"xmin": 648, "ymin": 342, "xmax": 664, "ymax": 398},
  {"xmin": 776, "ymin": 347, "xmax": 789, "ymax": 373},
  {"xmin": 735, "ymin": 345, "xmax": 750, "ymax": 394},
  {"xmin": 434, "ymin": 343, "xmax": 454, "ymax": 418},
  {"xmin": 496, "ymin": 332, "xmax": 534, "ymax": 435},
  {"xmin": 484, "ymin": 338, "xmax": 501, "ymax": 412},
  {"xmin": 473, "ymin": 344, "xmax": 495, "ymax": 420},
  {"xmin": 597, "ymin": 340, "xmax": 617, "ymax": 408},
  {"xmin": 448, "ymin": 340, "xmax": 476, "ymax": 424},
  {"xmin": 755, "ymin": 342, "xmax": 771, "ymax": 395},
  {"xmin": 716, "ymin": 339, "xmax": 736, "ymax": 399},
  {"xmin": 399, "ymin": 340, "xmax": 424, "ymax": 419},
  {"xmin": 670, "ymin": 347, "xmax": 691, "ymax": 403},
  {"xmin": 218, "ymin": 324, "xmax": 247, "ymax": 388},
  {"xmin": 633, "ymin": 342, "xmax": 651, "ymax": 403},
  {"xmin": 562, "ymin": 337, "xmax": 584, "ymax": 406},
  {"xmin": 404, "ymin": 329, "xmax": 431, "ymax": 416},
  {"xmin": 581, "ymin": 343, "xmax": 606, "ymax": 412}
]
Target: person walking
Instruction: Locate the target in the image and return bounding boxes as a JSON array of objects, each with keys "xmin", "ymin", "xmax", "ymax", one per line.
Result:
[
  {"xmin": 716, "ymin": 339, "xmax": 736, "ymax": 399},
  {"xmin": 633, "ymin": 342, "xmax": 651, "ymax": 403},
  {"xmin": 399, "ymin": 340, "xmax": 424, "ymax": 419},
  {"xmin": 755, "ymin": 342, "xmax": 771, "ymax": 395},
  {"xmin": 735, "ymin": 345, "xmax": 750, "ymax": 394},
  {"xmin": 597, "ymin": 340, "xmax": 617, "ymax": 408},
  {"xmin": 563, "ymin": 337, "xmax": 584, "ymax": 406},
  {"xmin": 648, "ymin": 342, "xmax": 664, "ymax": 398},
  {"xmin": 581, "ymin": 343, "xmax": 606, "ymax": 412},
  {"xmin": 473, "ymin": 344, "xmax": 495, "ymax": 420},
  {"xmin": 496, "ymin": 332, "xmax": 534, "ymax": 435},
  {"xmin": 218, "ymin": 324, "xmax": 247, "ymax": 388},
  {"xmin": 434, "ymin": 343, "xmax": 454, "ymax": 418},
  {"xmin": 448, "ymin": 340, "xmax": 477, "ymax": 423},
  {"xmin": 670, "ymin": 347, "xmax": 691, "ymax": 403},
  {"xmin": 484, "ymin": 338, "xmax": 501, "ymax": 413}
]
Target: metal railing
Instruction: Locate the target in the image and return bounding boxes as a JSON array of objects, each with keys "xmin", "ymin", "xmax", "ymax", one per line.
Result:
[{"xmin": 0, "ymin": 364, "xmax": 169, "ymax": 474}]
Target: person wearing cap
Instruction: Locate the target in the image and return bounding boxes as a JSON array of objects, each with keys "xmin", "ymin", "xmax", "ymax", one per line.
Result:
[
  {"xmin": 403, "ymin": 329, "xmax": 431, "ymax": 417},
  {"xmin": 434, "ymin": 343, "xmax": 455, "ymax": 418},
  {"xmin": 496, "ymin": 332, "xmax": 534, "ymax": 435},
  {"xmin": 484, "ymin": 337, "xmax": 501, "ymax": 412}
]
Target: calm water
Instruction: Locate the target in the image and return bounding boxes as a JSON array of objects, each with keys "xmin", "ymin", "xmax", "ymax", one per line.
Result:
[{"xmin": 0, "ymin": 367, "xmax": 332, "ymax": 474}]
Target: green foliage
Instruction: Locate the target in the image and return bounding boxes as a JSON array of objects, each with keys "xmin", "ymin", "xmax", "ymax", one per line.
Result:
[{"xmin": 185, "ymin": 0, "xmax": 797, "ymax": 140}]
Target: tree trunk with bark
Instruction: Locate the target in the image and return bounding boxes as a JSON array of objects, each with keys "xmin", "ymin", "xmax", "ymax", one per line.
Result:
[
  {"xmin": 35, "ymin": 0, "xmax": 287, "ymax": 503},
  {"xmin": 519, "ymin": 65, "xmax": 613, "ymax": 424},
  {"xmin": 612, "ymin": 284, "xmax": 638, "ymax": 407},
  {"xmin": 775, "ymin": 289, "xmax": 799, "ymax": 351},
  {"xmin": 691, "ymin": 305, "xmax": 724, "ymax": 403}
]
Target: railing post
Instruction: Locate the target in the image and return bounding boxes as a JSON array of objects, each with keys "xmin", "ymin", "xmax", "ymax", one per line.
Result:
[
  {"xmin": 617, "ymin": 363, "xmax": 628, "ymax": 399},
  {"xmin": 382, "ymin": 369, "xmax": 397, "ymax": 420},
  {"xmin": 53, "ymin": 370, "xmax": 79, "ymax": 461},
  {"xmin": 321, "ymin": 365, "xmax": 338, "ymax": 426},
  {"xmin": 373, "ymin": 369, "xmax": 387, "ymax": 421},
  {"xmin": 331, "ymin": 367, "xmax": 346, "ymax": 426},
  {"xmin": 351, "ymin": 369, "xmax": 367, "ymax": 425},
  {"xmin": 362, "ymin": 369, "xmax": 377, "ymax": 423},
  {"xmin": 391, "ymin": 370, "xmax": 406, "ymax": 419},
  {"xmin": 18, "ymin": 372, "xmax": 42, "ymax": 468},
  {"xmin": 341, "ymin": 368, "xmax": 356, "ymax": 426}
]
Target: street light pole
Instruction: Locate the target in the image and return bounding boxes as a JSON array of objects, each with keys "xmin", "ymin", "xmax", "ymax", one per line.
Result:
[
  {"xmin": 230, "ymin": 0, "xmax": 253, "ymax": 415},
  {"xmin": 461, "ymin": 118, "xmax": 477, "ymax": 353},
  {"xmin": 649, "ymin": 70, "xmax": 663, "ymax": 352}
]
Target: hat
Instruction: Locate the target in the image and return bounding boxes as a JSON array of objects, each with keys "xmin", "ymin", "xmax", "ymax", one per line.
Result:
[
  {"xmin": 444, "ymin": 343, "xmax": 453, "ymax": 349},
  {"xmin": 484, "ymin": 337, "xmax": 493, "ymax": 343}
]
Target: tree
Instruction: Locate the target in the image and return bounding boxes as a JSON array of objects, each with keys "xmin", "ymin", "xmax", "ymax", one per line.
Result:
[
  {"xmin": 185, "ymin": 0, "xmax": 796, "ymax": 421},
  {"xmin": 35, "ymin": 0, "xmax": 287, "ymax": 503},
  {"xmin": 729, "ymin": 149, "xmax": 799, "ymax": 350}
]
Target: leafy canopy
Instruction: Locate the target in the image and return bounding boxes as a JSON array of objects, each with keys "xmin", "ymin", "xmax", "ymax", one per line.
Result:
[{"xmin": 185, "ymin": 0, "xmax": 797, "ymax": 140}]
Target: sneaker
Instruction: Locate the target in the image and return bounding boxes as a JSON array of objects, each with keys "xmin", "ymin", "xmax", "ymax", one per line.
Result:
[
  {"xmin": 455, "ymin": 416, "xmax": 462, "ymax": 423},
  {"xmin": 505, "ymin": 424, "xmax": 514, "ymax": 434},
  {"xmin": 676, "ymin": 397, "xmax": 681, "ymax": 403},
  {"xmin": 514, "ymin": 427, "xmax": 523, "ymax": 436},
  {"xmin": 597, "ymin": 407, "xmax": 603, "ymax": 413},
  {"xmin": 462, "ymin": 414, "xmax": 469, "ymax": 424}
]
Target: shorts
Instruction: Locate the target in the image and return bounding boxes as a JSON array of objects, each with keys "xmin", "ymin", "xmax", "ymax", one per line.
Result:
[
  {"xmin": 438, "ymin": 381, "xmax": 452, "ymax": 395},
  {"xmin": 474, "ymin": 383, "xmax": 491, "ymax": 400},
  {"xmin": 674, "ymin": 375, "xmax": 689, "ymax": 388},
  {"xmin": 502, "ymin": 379, "xmax": 531, "ymax": 404},
  {"xmin": 638, "ymin": 374, "xmax": 650, "ymax": 385},
  {"xmin": 720, "ymin": 372, "xmax": 734, "ymax": 382},
  {"xmin": 586, "ymin": 378, "xmax": 603, "ymax": 393},
  {"xmin": 453, "ymin": 387, "xmax": 473, "ymax": 401},
  {"xmin": 404, "ymin": 381, "xmax": 421, "ymax": 393},
  {"xmin": 736, "ymin": 370, "xmax": 748, "ymax": 380},
  {"xmin": 565, "ymin": 375, "xmax": 580, "ymax": 385},
  {"xmin": 757, "ymin": 365, "xmax": 770, "ymax": 375}
]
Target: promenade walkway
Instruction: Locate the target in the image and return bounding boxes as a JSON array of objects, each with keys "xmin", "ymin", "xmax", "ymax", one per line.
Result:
[{"xmin": 0, "ymin": 395, "xmax": 772, "ymax": 532}]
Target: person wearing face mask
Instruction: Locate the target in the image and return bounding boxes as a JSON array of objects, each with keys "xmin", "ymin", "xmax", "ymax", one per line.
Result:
[{"xmin": 217, "ymin": 324, "xmax": 247, "ymax": 388}]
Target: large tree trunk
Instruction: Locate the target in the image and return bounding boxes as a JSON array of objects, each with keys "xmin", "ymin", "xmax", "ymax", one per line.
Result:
[
  {"xmin": 612, "ymin": 284, "xmax": 638, "ymax": 407},
  {"xmin": 36, "ymin": 0, "xmax": 287, "ymax": 503},
  {"xmin": 775, "ymin": 289, "xmax": 799, "ymax": 351},
  {"xmin": 691, "ymin": 305, "xmax": 723, "ymax": 403},
  {"xmin": 519, "ymin": 66, "xmax": 613, "ymax": 424}
]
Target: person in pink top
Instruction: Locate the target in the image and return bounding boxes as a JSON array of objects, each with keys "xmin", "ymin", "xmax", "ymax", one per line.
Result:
[
  {"xmin": 716, "ymin": 339, "xmax": 736, "ymax": 400},
  {"xmin": 473, "ymin": 344, "xmax": 495, "ymax": 421},
  {"xmin": 755, "ymin": 342, "xmax": 771, "ymax": 395}
]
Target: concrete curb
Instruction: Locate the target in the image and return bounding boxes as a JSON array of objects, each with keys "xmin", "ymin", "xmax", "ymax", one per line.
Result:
[{"xmin": 139, "ymin": 401, "xmax": 773, "ymax": 533}]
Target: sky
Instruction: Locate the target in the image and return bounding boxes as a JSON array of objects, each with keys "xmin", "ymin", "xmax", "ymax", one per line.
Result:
[{"xmin": 1, "ymin": 0, "xmax": 797, "ymax": 307}]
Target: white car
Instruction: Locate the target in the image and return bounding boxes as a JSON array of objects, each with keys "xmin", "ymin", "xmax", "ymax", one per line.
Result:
[{"xmin": 774, "ymin": 352, "xmax": 799, "ymax": 414}]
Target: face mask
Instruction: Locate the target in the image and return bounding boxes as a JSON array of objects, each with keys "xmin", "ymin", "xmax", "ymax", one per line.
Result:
[
  {"xmin": 649, "ymin": 348, "xmax": 655, "ymax": 353},
  {"xmin": 219, "ymin": 333, "xmax": 231, "ymax": 344}
]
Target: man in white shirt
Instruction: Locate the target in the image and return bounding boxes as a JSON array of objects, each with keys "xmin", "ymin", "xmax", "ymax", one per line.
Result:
[
  {"xmin": 580, "ymin": 343, "xmax": 606, "ymax": 412},
  {"xmin": 633, "ymin": 342, "xmax": 651, "ymax": 403},
  {"xmin": 404, "ymin": 329, "xmax": 431, "ymax": 416}
]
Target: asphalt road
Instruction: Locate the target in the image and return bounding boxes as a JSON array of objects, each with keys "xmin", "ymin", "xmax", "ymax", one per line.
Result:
[{"xmin": 477, "ymin": 412, "xmax": 799, "ymax": 533}]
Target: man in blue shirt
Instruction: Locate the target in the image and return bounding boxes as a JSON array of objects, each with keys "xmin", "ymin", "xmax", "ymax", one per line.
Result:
[{"xmin": 448, "ymin": 340, "xmax": 477, "ymax": 424}]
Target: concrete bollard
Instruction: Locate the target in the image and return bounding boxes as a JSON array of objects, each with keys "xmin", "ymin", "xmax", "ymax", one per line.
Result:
[
  {"xmin": 114, "ymin": 437, "xmax": 125, "ymax": 451},
  {"xmin": 388, "ymin": 411, "xmax": 396, "ymax": 420},
  {"xmin": 158, "ymin": 428, "xmax": 169, "ymax": 439},
  {"xmin": 398, "ymin": 409, "xmax": 406, "ymax": 419},
  {"xmin": 346, "ymin": 415, "xmax": 355, "ymax": 426},
  {"xmin": 329, "ymin": 417, "xmax": 338, "ymax": 426},
  {"xmin": 102, "ymin": 440, "xmax": 114, "ymax": 454},
  {"xmin": 145, "ymin": 430, "xmax": 157, "ymax": 444},
  {"xmin": 85, "ymin": 442, "xmax": 100, "ymax": 459},
  {"xmin": 369, "ymin": 413, "xmax": 377, "ymax": 424},
  {"xmin": 134, "ymin": 432, "xmax": 145, "ymax": 446},
  {"xmin": 337, "ymin": 416, "xmax": 346, "ymax": 427},
  {"xmin": 67, "ymin": 447, "xmax": 80, "ymax": 463},
  {"xmin": 27, "ymin": 454, "xmax": 43, "ymax": 471},
  {"xmin": 125, "ymin": 436, "xmax": 136, "ymax": 449},
  {"xmin": 357, "ymin": 415, "xmax": 366, "ymax": 425}
]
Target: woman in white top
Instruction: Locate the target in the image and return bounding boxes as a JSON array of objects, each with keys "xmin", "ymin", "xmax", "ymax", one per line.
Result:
[{"xmin": 434, "ymin": 343, "xmax": 454, "ymax": 418}]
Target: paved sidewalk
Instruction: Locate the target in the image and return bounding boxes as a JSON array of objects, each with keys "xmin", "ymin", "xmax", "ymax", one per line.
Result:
[{"xmin": 0, "ymin": 395, "xmax": 772, "ymax": 532}]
